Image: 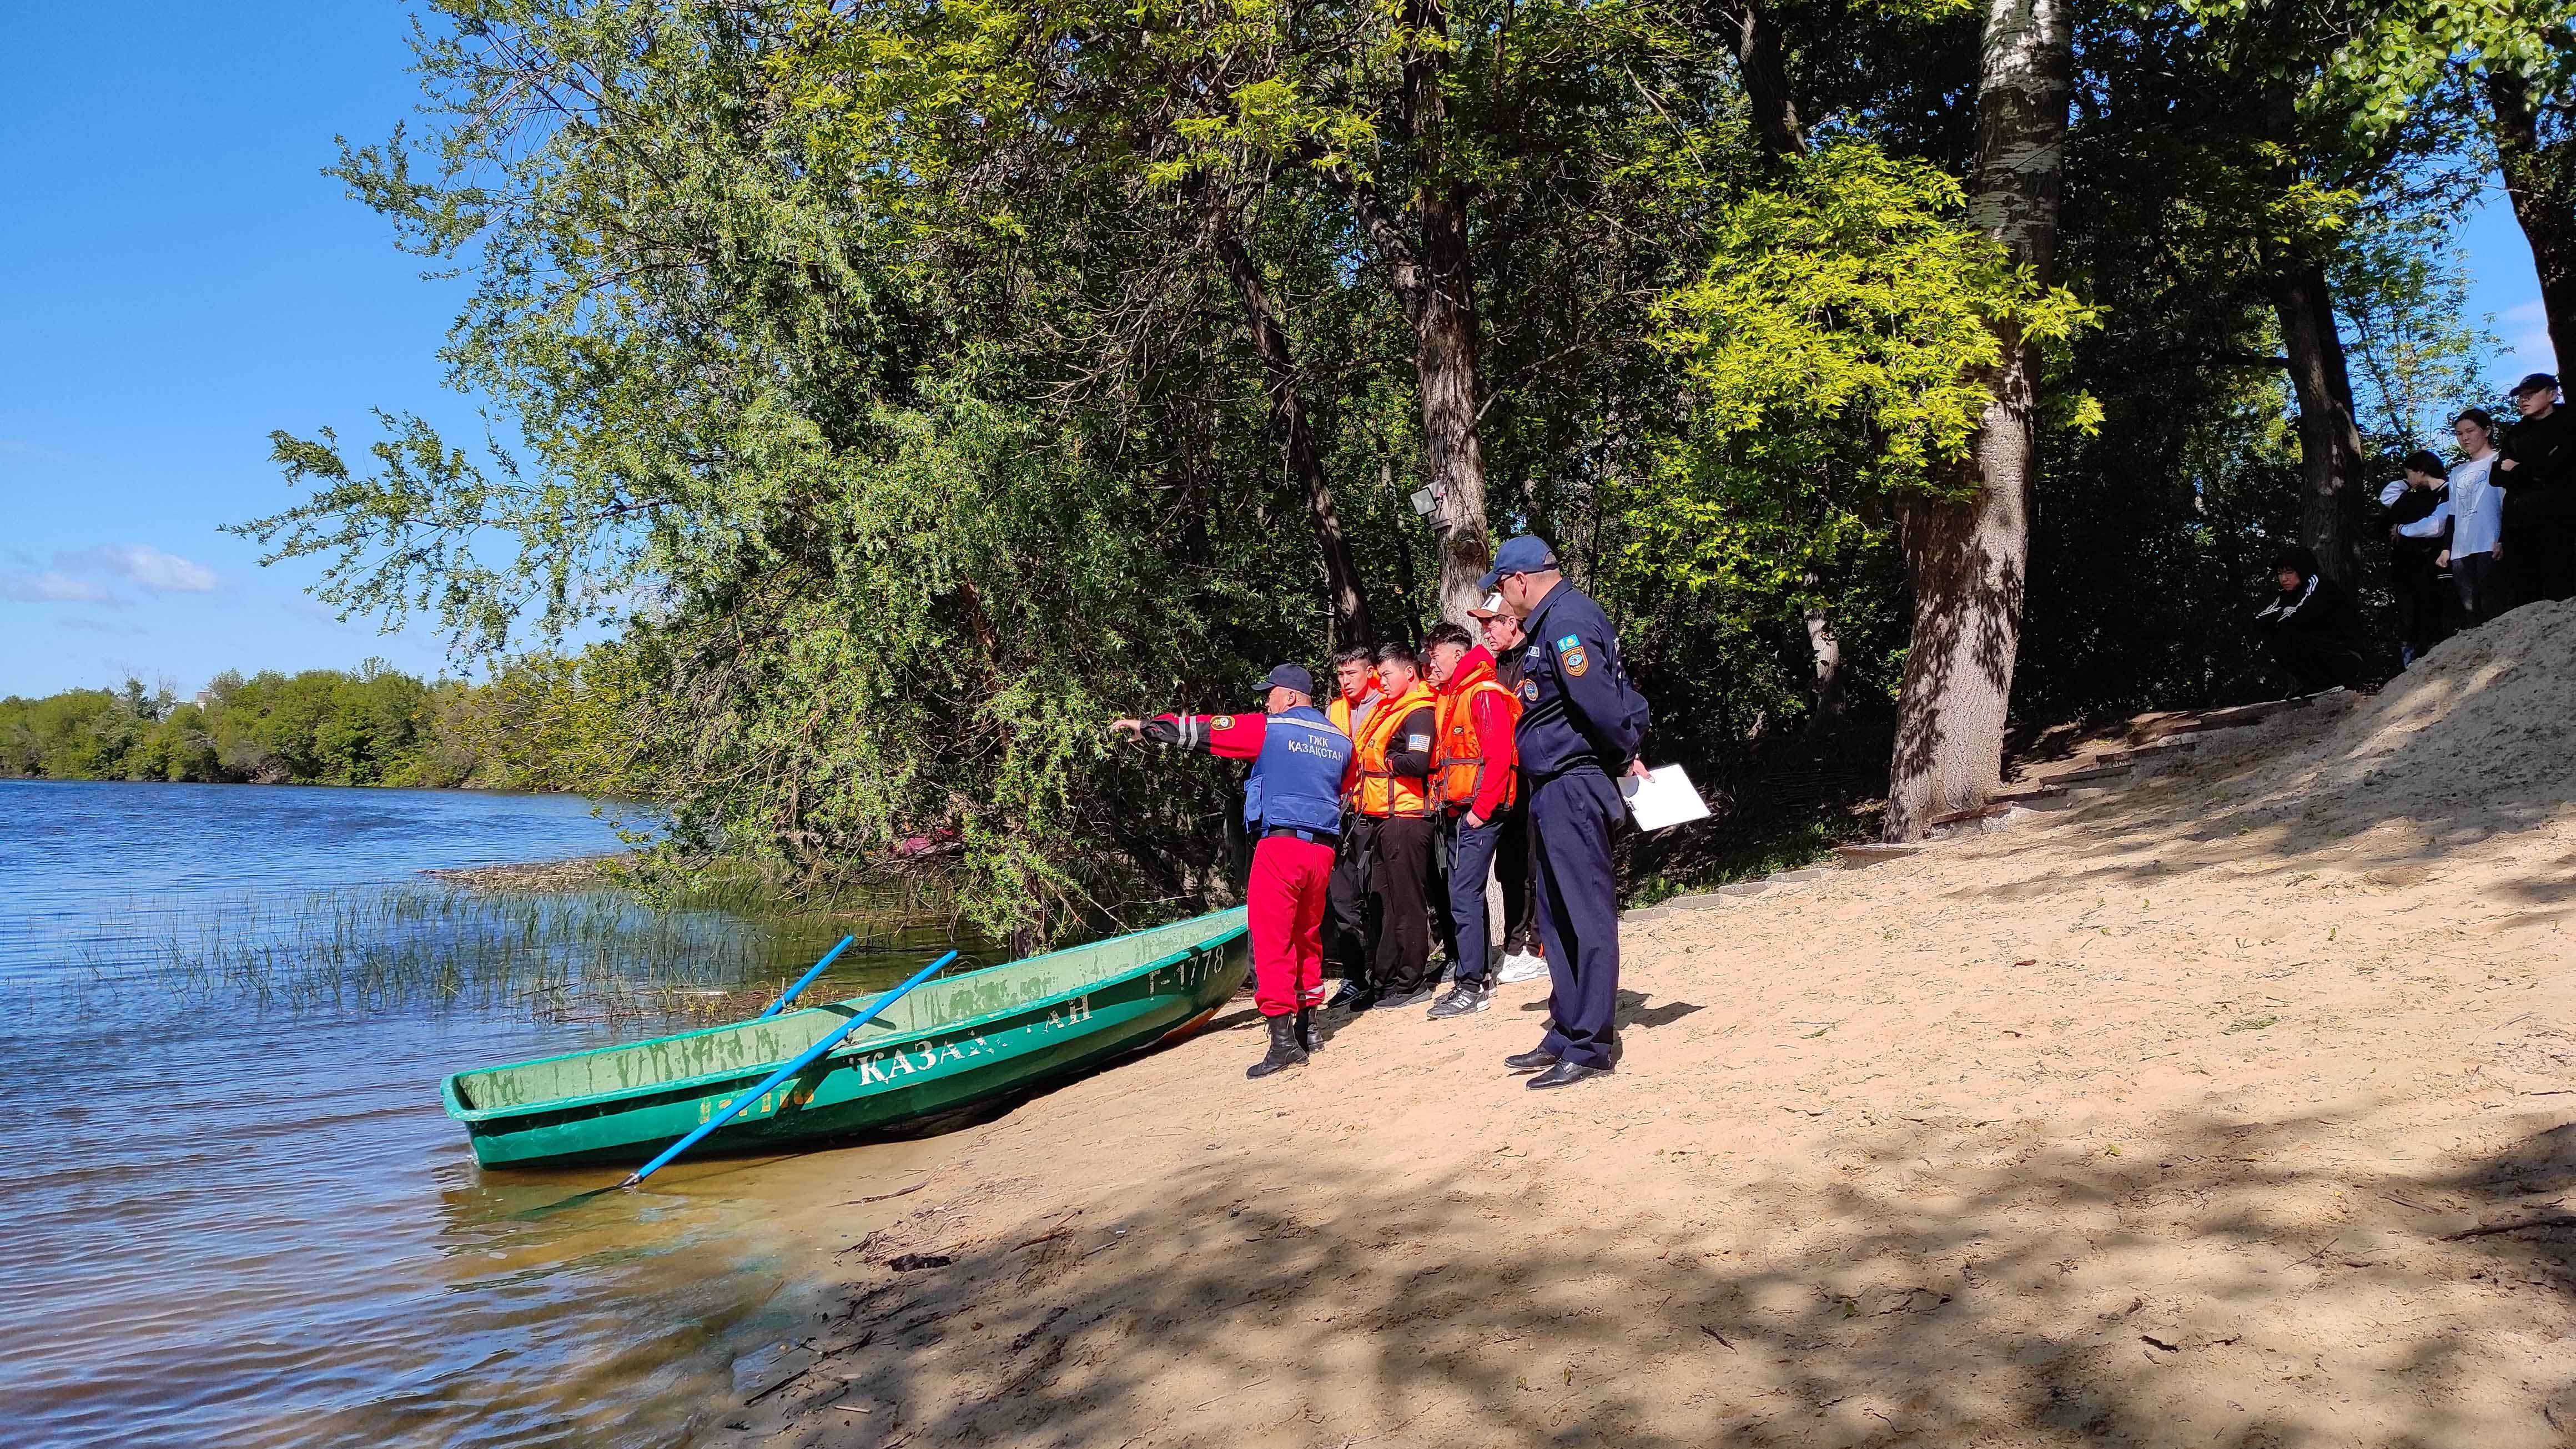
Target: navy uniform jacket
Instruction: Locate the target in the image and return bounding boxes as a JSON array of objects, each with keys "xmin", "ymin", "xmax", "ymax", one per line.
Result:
[{"xmin": 1513, "ymin": 582, "xmax": 1651, "ymax": 778}]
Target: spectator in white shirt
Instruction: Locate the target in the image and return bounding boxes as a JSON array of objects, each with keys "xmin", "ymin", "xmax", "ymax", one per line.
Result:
[
  {"xmin": 2438, "ymin": 407, "xmax": 2505, "ymax": 625},
  {"xmin": 2379, "ymin": 449, "xmax": 2453, "ymax": 666}
]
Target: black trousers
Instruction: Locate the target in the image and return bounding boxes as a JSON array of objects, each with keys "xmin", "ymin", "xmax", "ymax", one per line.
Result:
[
  {"xmin": 2454, "ymin": 550, "xmax": 2507, "ymax": 625},
  {"xmin": 2390, "ymin": 543, "xmax": 2451, "ymax": 662},
  {"xmin": 2505, "ymin": 512, "xmax": 2576, "ymax": 605},
  {"xmin": 1367, "ymin": 815, "xmax": 1437, "ymax": 997},
  {"xmin": 1325, "ymin": 814, "xmax": 1377, "ymax": 986},
  {"xmin": 1531, "ymin": 769, "xmax": 1624, "ymax": 1070},
  {"xmin": 2263, "ymin": 631, "xmax": 2362, "ymax": 695},
  {"xmin": 1495, "ymin": 798, "xmax": 1537, "ymax": 955}
]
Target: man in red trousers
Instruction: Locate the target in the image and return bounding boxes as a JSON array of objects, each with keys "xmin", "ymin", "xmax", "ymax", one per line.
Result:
[{"xmin": 1111, "ymin": 665, "xmax": 1355, "ymax": 1078}]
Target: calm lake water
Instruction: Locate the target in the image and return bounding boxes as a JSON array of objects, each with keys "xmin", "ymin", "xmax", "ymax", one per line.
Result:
[{"xmin": 0, "ymin": 779, "xmax": 974, "ymax": 1448}]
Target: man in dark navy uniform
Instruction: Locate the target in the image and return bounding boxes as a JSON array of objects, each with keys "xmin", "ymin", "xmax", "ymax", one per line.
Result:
[{"xmin": 1481, "ymin": 536, "xmax": 1650, "ymax": 1089}]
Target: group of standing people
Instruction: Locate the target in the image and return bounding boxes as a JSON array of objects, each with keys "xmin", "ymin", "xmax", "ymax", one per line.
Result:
[
  {"xmin": 2255, "ymin": 371, "xmax": 2569, "ymax": 692},
  {"xmin": 1113, "ymin": 535, "xmax": 1652, "ymax": 1091}
]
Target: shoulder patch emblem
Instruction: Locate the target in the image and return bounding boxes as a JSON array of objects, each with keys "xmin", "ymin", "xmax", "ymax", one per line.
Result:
[
  {"xmin": 1556, "ymin": 634, "xmax": 1581, "ymax": 651},
  {"xmin": 1561, "ymin": 646, "xmax": 1589, "ymax": 677},
  {"xmin": 1518, "ymin": 679, "xmax": 1540, "ymax": 702},
  {"xmin": 1213, "ymin": 715, "xmax": 1235, "ymax": 731}
]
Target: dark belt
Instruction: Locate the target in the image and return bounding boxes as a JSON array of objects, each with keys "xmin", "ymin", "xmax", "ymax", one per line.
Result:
[{"xmin": 1263, "ymin": 826, "xmax": 1335, "ymax": 844}]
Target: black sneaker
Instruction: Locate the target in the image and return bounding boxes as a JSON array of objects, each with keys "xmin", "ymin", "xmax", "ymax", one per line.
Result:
[
  {"xmin": 1426, "ymin": 985, "xmax": 1491, "ymax": 1020},
  {"xmin": 1324, "ymin": 982, "xmax": 1376, "ymax": 1013},
  {"xmin": 1372, "ymin": 985, "xmax": 1436, "ymax": 1010}
]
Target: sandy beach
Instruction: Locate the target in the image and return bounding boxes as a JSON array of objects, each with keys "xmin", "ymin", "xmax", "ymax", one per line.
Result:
[{"xmin": 719, "ymin": 600, "xmax": 2576, "ymax": 1448}]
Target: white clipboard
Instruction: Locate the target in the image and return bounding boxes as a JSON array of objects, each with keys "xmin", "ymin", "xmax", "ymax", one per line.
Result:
[{"xmin": 1620, "ymin": 764, "xmax": 1711, "ymax": 832}]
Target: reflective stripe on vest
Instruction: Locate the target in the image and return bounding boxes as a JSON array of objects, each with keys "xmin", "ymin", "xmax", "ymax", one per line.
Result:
[
  {"xmin": 1353, "ymin": 682, "xmax": 1436, "ymax": 819},
  {"xmin": 1433, "ymin": 677, "xmax": 1521, "ymax": 813},
  {"xmin": 1246, "ymin": 707, "xmax": 1354, "ymax": 837}
]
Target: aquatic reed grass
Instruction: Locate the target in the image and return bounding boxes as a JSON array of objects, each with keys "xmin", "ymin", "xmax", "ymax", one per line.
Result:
[{"xmin": 47, "ymin": 881, "xmax": 987, "ymax": 1029}]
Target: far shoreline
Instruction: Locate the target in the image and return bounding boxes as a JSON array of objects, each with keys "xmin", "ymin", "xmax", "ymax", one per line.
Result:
[{"xmin": 420, "ymin": 853, "xmax": 634, "ymax": 891}]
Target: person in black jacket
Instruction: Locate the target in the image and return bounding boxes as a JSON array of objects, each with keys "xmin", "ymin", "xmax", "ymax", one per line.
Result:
[
  {"xmin": 2251, "ymin": 546, "xmax": 2364, "ymax": 695},
  {"xmin": 2381, "ymin": 449, "xmax": 2454, "ymax": 666},
  {"xmin": 2496, "ymin": 373, "xmax": 2574, "ymax": 605}
]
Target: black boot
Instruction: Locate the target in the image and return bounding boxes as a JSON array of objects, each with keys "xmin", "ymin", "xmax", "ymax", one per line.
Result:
[
  {"xmin": 1246, "ymin": 1015, "xmax": 1309, "ymax": 1079},
  {"xmin": 1295, "ymin": 1007, "xmax": 1320, "ymax": 1054}
]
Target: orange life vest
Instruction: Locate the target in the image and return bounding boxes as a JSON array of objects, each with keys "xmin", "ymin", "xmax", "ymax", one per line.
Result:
[
  {"xmin": 1432, "ymin": 657, "xmax": 1521, "ymax": 814},
  {"xmin": 1352, "ymin": 681, "xmax": 1436, "ymax": 819}
]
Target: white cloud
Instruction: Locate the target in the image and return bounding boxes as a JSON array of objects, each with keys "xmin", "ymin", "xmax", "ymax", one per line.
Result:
[
  {"xmin": 2497, "ymin": 301, "xmax": 2560, "ymax": 374},
  {"xmin": 57, "ymin": 544, "xmax": 219, "ymax": 593},
  {"xmin": 0, "ymin": 571, "xmax": 116, "ymax": 604}
]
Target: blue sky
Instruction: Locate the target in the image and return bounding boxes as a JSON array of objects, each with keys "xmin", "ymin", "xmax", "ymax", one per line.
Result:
[
  {"xmin": 0, "ymin": 6, "xmax": 2563, "ymax": 700},
  {"xmin": 1, "ymin": 4, "xmax": 482, "ymax": 700}
]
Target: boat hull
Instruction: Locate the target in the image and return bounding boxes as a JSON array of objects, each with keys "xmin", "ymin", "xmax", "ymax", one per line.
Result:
[{"xmin": 443, "ymin": 911, "xmax": 1248, "ymax": 1170}]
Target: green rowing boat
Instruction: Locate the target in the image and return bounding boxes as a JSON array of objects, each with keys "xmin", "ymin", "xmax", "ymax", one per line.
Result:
[{"xmin": 441, "ymin": 907, "xmax": 1249, "ymax": 1170}]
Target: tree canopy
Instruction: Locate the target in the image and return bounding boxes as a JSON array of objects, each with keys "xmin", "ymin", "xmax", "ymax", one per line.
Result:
[{"xmin": 237, "ymin": 0, "xmax": 2566, "ymax": 932}]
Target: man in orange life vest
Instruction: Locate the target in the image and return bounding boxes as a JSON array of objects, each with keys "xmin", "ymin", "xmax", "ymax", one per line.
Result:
[
  {"xmin": 1110, "ymin": 664, "xmax": 1355, "ymax": 1078},
  {"xmin": 1321, "ymin": 645, "xmax": 1383, "ymax": 1009},
  {"xmin": 1346, "ymin": 641, "xmax": 1442, "ymax": 1011},
  {"xmin": 1420, "ymin": 621, "xmax": 1522, "ymax": 1019},
  {"xmin": 1469, "ymin": 591, "xmax": 1546, "ymax": 984}
]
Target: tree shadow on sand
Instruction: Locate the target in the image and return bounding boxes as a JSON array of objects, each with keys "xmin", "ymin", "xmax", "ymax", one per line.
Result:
[{"xmin": 734, "ymin": 1105, "xmax": 2576, "ymax": 1446}]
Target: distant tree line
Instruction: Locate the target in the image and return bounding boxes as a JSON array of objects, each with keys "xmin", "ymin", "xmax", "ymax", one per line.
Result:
[{"xmin": 0, "ymin": 650, "xmax": 649, "ymax": 794}]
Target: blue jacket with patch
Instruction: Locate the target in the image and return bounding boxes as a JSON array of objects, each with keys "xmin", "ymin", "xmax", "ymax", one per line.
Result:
[{"xmin": 1513, "ymin": 582, "xmax": 1650, "ymax": 779}]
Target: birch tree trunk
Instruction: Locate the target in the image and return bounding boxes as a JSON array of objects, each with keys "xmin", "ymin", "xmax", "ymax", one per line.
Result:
[{"xmin": 1882, "ymin": 0, "xmax": 2071, "ymax": 842}]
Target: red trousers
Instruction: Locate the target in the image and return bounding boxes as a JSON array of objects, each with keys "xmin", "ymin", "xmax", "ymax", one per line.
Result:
[{"xmin": 1246, "ymin": 833, "xmax": 1334, "ymax": 1017}]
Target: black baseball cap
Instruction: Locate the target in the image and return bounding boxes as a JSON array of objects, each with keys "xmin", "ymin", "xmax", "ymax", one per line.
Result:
[
  {"xmin": 1259, "ymin": 663, "xmax": 1315, "ymax": 697},
  {"xmin": 2511, "ymin": 371, "xmax": 2560, "ymax": 399}
]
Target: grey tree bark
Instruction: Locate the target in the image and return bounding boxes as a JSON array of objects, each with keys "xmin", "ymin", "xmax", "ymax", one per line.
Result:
[
  {"xmin": 2268, "ymin": 259, "xmax": 2369, "ymax": 587},
  {"xmin": 1215, "ymin": 224, "xmax": 1377, "ymax": 646},
  {"xmin": 1331, "ymin": 0, "xmax": 1493, "ymax": 627},
  {"xmin": 1715, "ymin": 0, "xmax": 1807, "ymax": 163},
  {"xmin": 1883, "ymin": 0, "xmax": 2072, "ymax": 842},
  {"xmin": 2486, "ymin": 67, "xmax": 2574, "ymax": 371}
]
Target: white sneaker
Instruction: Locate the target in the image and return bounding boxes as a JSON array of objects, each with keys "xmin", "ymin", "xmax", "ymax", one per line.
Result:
[{"xmin": 1495, "ymin": 952, "xmax": 1547, "ymax": 984}]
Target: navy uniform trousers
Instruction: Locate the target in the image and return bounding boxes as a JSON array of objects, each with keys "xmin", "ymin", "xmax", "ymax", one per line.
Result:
[{"xmin": 1530, "ymin": 767, "xmax": 1623, "ymax": 1069}]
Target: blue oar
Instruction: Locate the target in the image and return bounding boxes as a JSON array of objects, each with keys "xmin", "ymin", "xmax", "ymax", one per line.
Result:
[
  {"xmin": 622, "ymin": 949, "xmax": 960, "ymax": 1190},
  {"xmin": 759, "ymin": 934, "xmax": 857, "ymax": 1018}
]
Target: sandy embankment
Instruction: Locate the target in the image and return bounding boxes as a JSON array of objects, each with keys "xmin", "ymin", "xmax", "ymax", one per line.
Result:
[{"xmin": 723, "ymin": 602, "xmax": 2576, "ymax": 1448}]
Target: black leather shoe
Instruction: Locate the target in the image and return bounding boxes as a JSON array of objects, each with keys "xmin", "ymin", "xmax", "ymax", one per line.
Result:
[
  {"xmin": 1527, "ymin": 1060, "xmax": 1611, "ymax": 1090},
  {"xmin": 1503, "ymin": 1046, "xmax": 1559, "ymax": 1074},
  {"xmin": 1373, "ymin": 985, "xmax": 1436, "ymax": 1010}
]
